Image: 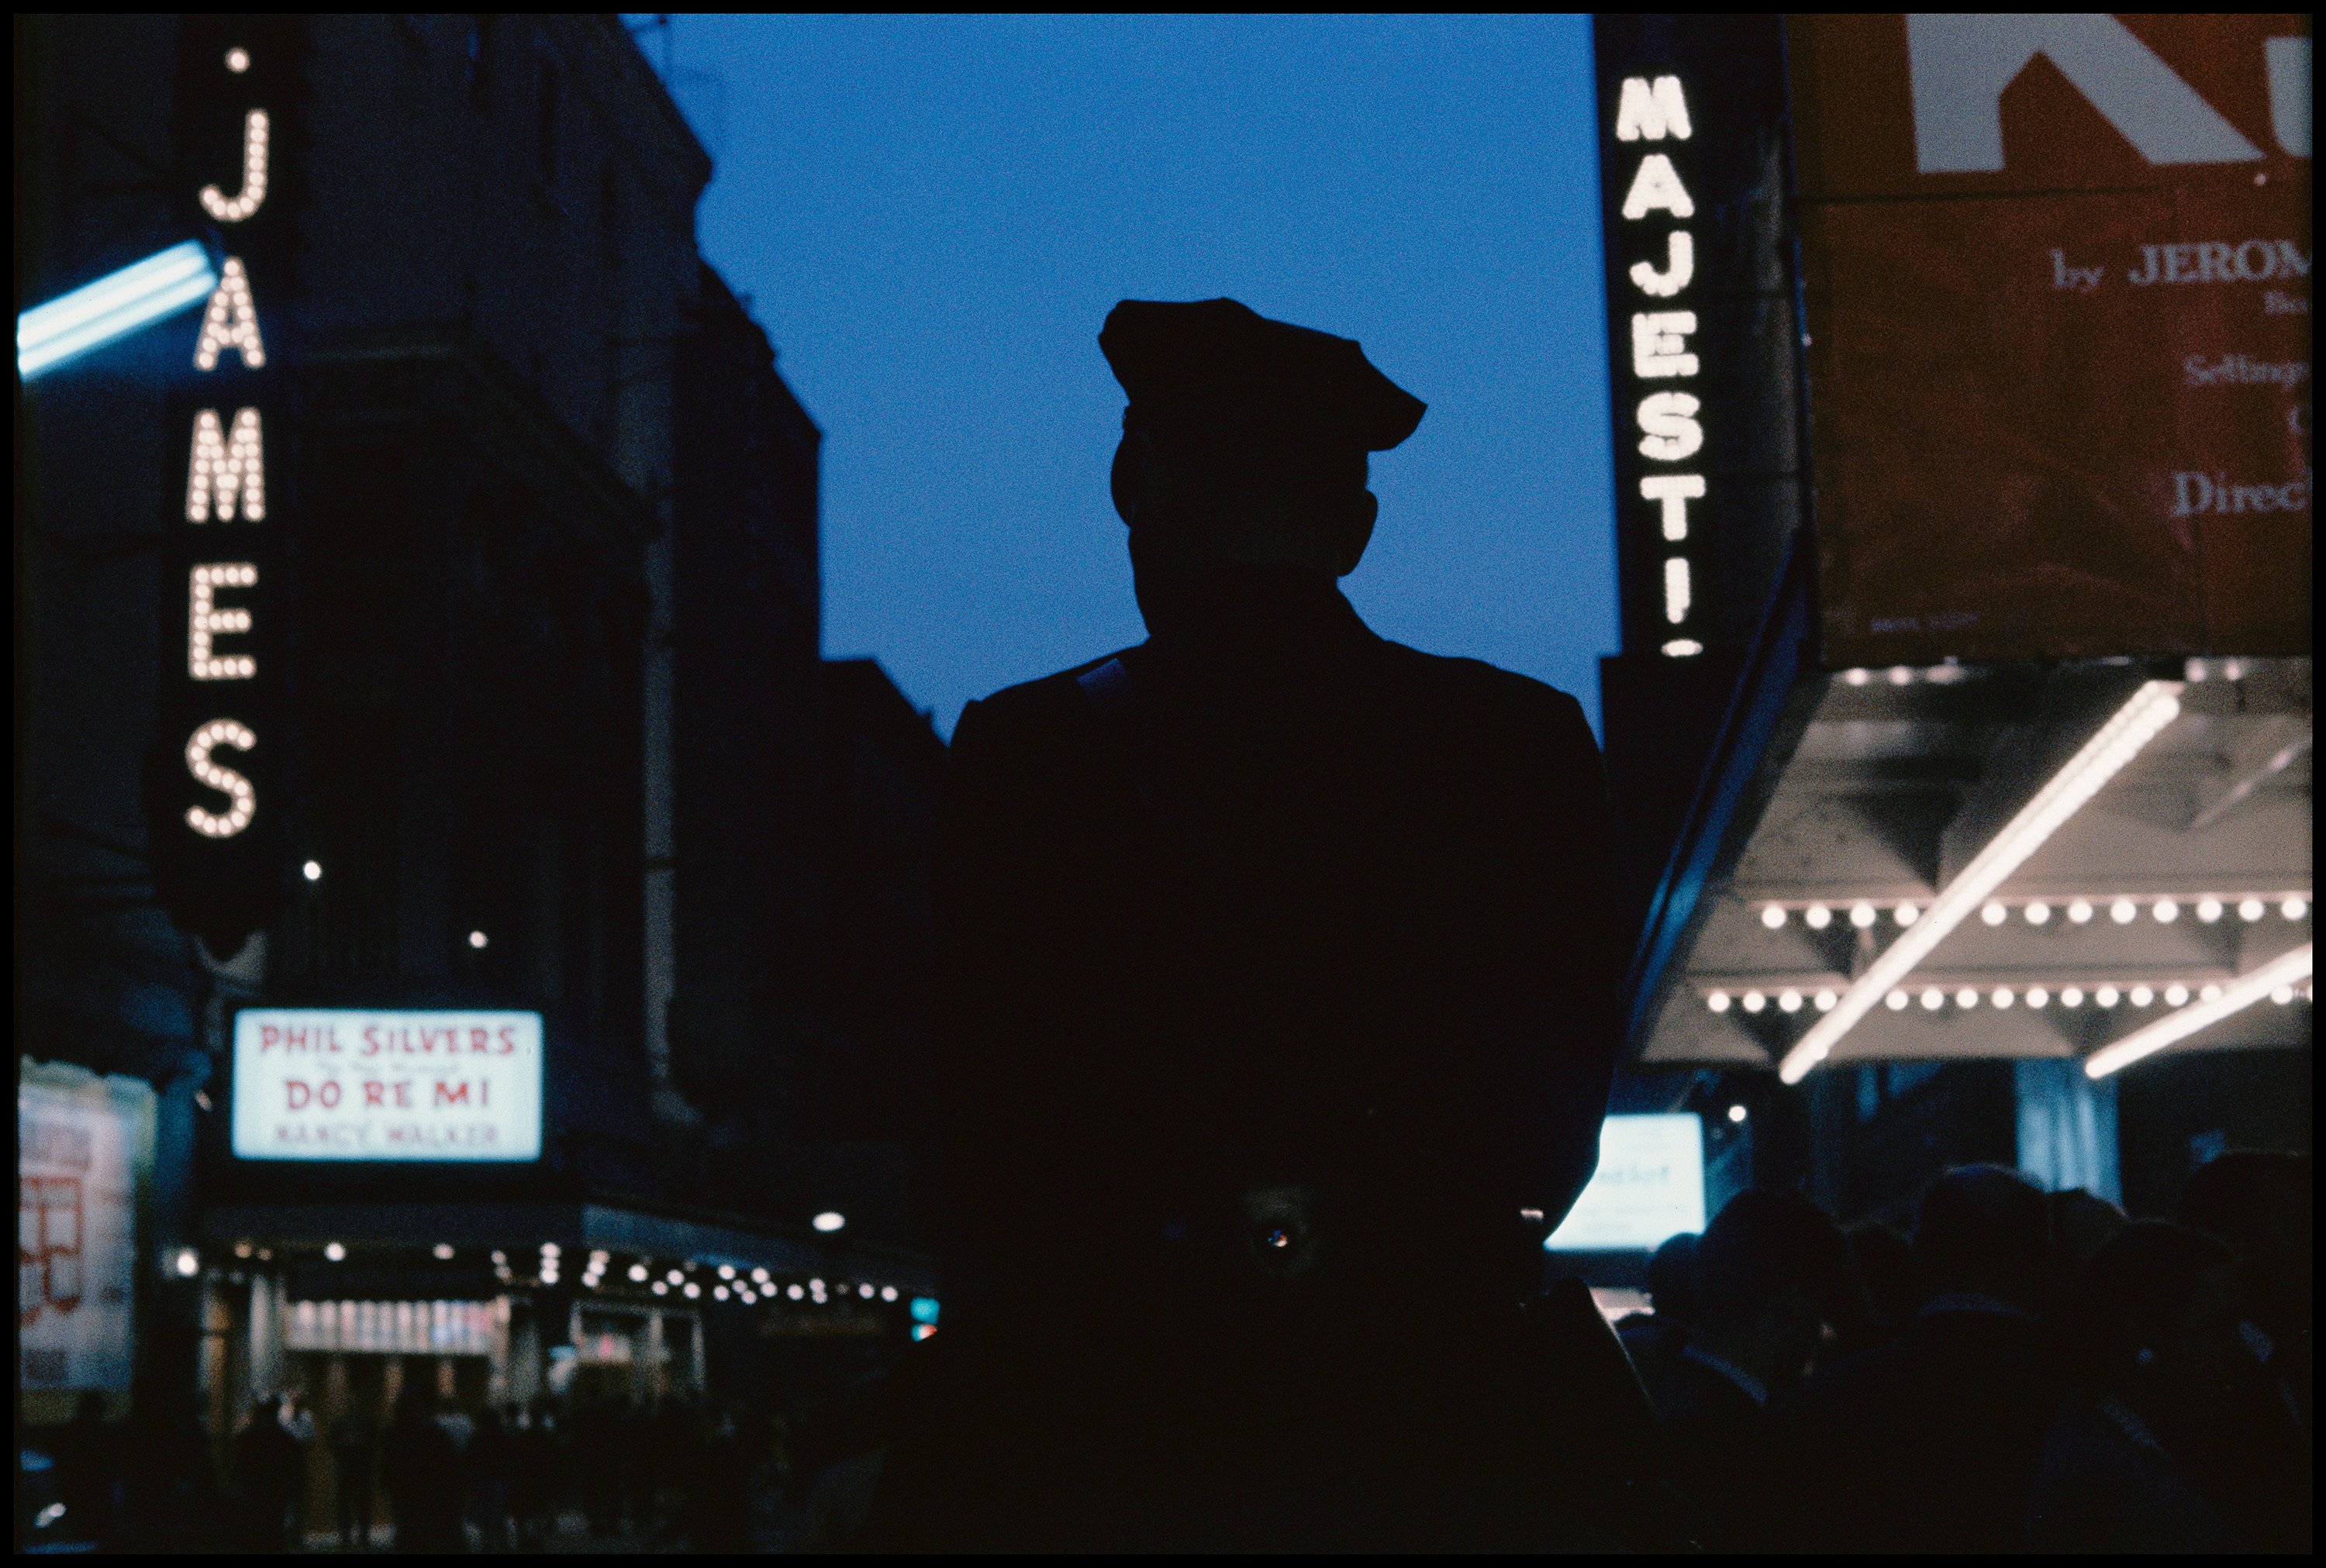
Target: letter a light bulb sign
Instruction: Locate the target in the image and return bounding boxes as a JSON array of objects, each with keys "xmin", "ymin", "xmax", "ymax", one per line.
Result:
[{"xmin": 145, "ymin": 22, "xmax": 305, "ymax": 957}]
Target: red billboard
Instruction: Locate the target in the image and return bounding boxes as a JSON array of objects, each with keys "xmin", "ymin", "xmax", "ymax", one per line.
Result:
[{"xmin": 1791, "ymin": 14, "xmax": 2310, "ymax": 667}]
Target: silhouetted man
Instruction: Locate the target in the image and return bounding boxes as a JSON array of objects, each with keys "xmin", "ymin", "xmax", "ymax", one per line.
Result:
[
  {"xmin": 1774, "ymin": 1163, "xmax": 2062, "ymax": 1553},
  {"xmin": 1644, "ymin": 1188, "xmax": 1849, "ymax": 1549},
  {"xmin": 868, "ymin": 298, "xmax": 1653, "ymax": 1550}
]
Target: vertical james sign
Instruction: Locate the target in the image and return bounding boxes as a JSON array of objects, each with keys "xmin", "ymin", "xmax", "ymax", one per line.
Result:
[{"xmin": 1791, "ymin": 14, "xmax": 2311, "ymax": 667}]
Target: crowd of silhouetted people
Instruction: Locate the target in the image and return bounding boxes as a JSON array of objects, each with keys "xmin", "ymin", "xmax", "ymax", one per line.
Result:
[
  {"xmin": 1618, "ymin": 1152, "xmax": 2310, "ymax": 1552},
  {"xmin": 23, "ymin": 1384, "xmax": 775, "ymax": 1554}
]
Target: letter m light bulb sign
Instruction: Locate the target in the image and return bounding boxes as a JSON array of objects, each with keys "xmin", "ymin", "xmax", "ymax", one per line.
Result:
[{"xmin": 144, "ymin": 19, "xmax": 309, "ymax": 957}]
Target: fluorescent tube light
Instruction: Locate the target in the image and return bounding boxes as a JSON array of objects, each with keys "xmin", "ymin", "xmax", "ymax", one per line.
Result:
[
  {"xmin": 1779, "ymin": 680, "xmax": 2184, "ymax": 1084},
  {"xmin": 19, "ymin": 241, "xmax": 218, "ymax": 380},
  {"xmin": 2084, "ymin": 943, "xmax": 2311, "ymax": 1079}
]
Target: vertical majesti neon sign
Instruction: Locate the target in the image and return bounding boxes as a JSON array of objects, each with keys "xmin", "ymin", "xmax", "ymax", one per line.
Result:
[{"xmin": 1613, "ymin": 74, "xmax": 1707, "ymax": 660}]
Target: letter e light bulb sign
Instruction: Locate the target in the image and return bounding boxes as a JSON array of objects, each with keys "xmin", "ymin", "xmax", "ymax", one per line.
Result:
[{"xmin": 233, "ymin": 1009, "xmax": 544, "ymax": 1162}]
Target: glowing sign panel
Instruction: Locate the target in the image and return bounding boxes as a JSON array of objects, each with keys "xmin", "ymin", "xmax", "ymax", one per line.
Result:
[
  {"xmin": 233, "ymin": 1009, "xmax": 544, "ymax": 1162},
  {"xmin": 1545, "ymin": 1113, "xmax": 1706, "ymax": 1252}
]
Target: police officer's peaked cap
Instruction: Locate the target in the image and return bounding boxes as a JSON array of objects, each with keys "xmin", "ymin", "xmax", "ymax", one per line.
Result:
[{"xmin": 1101, "ymin": 298, "xmax": 1426, "ymax": 452}]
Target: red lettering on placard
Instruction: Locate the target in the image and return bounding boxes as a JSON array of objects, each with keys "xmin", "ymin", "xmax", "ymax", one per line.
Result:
[
  {"xmin": 362, "ymin": 1027, "xmax": 381, "ymax": 1057},
  {"xmin": 498, "ymin": 1025, "xmax": 516, "ymax": 1055},
  {"xmin": 317, "ymin": 1080, "xmax": 341, "ymax": 1108},
  {"xmin": 435, "ymin": 1080, "xmax": 471, "ymax": 1108},
  {"xmin": 392, "ymin": 1080, "xmax": 412, "ymax": 1108},
  {"xmin": 286, "ymin": 1080, "xmax": 309, "ymax": 1109},
  {"xmin": 261, "ymin": 1025, "xmax": 281, "ymax": 1050},
  {"xmin": 470, "ymin": 1027, "xmax": 488, "ymax": 1053},
  {"xmin": 364, "ymin": 1080, "xmax": 385, "ymax": 1108}
]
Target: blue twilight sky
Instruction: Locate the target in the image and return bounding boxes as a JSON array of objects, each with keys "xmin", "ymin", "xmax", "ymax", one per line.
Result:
[{"xmin": 647, "ymin": 14, "xmax": 1614, "ymax": 737}]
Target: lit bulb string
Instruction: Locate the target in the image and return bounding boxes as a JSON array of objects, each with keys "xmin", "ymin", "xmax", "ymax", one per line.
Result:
[
  {"xmin": 1707, "ymin": 973, "xmax": 2310, "ymax": 1015},
  {"xmin": 1754, "ymin": 891, "xmax": 2310, "ymax": 932},
  {"xmin": 1776, "ymin": 681, "xmax": 2187, "ymax": 1084}
]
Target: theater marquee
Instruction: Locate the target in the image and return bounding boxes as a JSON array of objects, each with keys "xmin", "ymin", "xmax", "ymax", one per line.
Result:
[{"xmin": 232, "ymin": 1008, "xmax": 544, "ymax": 1163}]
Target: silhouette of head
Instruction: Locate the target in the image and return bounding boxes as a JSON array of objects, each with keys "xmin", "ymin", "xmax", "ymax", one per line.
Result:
[
  {"xmin": 1644, "ymin": 1231, "xmax": 1703, "ymax": 1329},
  {"xmin": 2175, "ymin": 1149, "xmax": 2310, "ymax": 1339},
  {"xmin": 1100, "ymin": 299, "xmax": 1421, "ymax": 605},
  {"xmin": 2055, "ymin": 1220, "xmax": 2243, "ymax": 1444},
  {"xmin": 1915, "ymin": 1163, "xmax": 2050, "ymax": 1309},
  {"xmin": 1696, "ymin": 1189, "xmax": 1851, "ymax": 1387}
]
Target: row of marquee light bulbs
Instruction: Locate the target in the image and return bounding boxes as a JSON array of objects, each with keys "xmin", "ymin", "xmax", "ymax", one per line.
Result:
[
  {"xmin": 1713, "ymin": 891, "xmax": 2315, "ymax": 1016},
  {"xmin": 521, "ymin": 1242, "xmax": 904, "ymax": 1310},
  {"xmin": 1834, "ymin": 656, "xmax": 2264, "ymax": 690}
]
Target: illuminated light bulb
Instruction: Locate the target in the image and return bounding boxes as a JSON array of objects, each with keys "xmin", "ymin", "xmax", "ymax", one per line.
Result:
[
  {"xmin": 2129, "ymin": 985, "xmax": 2154, "ymax": 1006},
  {"xmin": 1886, "ymin": 990, "xmax": 1909, "ymax": 1010},
  {"xmin": 2153, "ymin": 899, "xmax": 2179, "ymax": 924},
  {"xmin": 1844, "ymin": 667, "xmax": 1870, "ymax": 687},
  {"xmin": 1888, "ymin": 666, "xmax": 1913, "ymax": 686},
  {"xmin": 881, "ymin": 1286, "xmax": 898, "ymax": 1301},
  {"xmin": 1805, "ymin": 904, "xmax": 1832, "ymax": 930},
  {"xmin": 2270, "ymin": 985, "xmax": 2294, "ymax": 1005},
  {"xmin": 859, "ymin": 1284, "xmax": 875, "ymax": 1298},
  {"xmin": 751, "ymin": 1268, "xmax": 770, "ymax": 1284},
  {"xmin": 1662, "ymin": 639, "xmax": 1703, "ymax": 658},
  {"xmin": 2026, "ymin": 987, "xmax": 2049, "ymax": 1009},
  {"xmin": 2068, "ymin": 900, "xmax": 2093, "ymax": 924},
  {"xmin": 738, "ymin": 1289, "xmax": 755, "ymax": 1304},
  {"xmin": 1851, "ymin": 902, "xmax": 1877, "ymax": 929},
  {"xmin": 325, "ymin": 1242, "xmax": 346, "ymax": 1261},
  {"xmin": 1742, "ymin": 991, "xmax": 1766, "ymax": 1014},
  {"xmin": 540, "ymin": 1243, "xmax": 559, "ymax": 1257},
  {"xmin": 2164, "ymin": 984, "xmax": 2189, "ymax": 1007},
  {"xmin": 2110, "ymin": 898, "xmax": 2138, "ymax": 924},
  {"xmin": 2062, "ymin": 987, "xmax": 2085, "ymax": 1007},
  {"xmin": 1663, "ymin": 558, "xmax": 1691, "ymax": 624},
  {"xmin": 2095, "ymin": 985, "xmax": 2120, "ymax": 1008},
  {"xmin": 717, "ymin": 1264, "xmax": 736, "ymax": 1280},
  {"xmin": 1814, "ymin": 990, "xmax": 1838, "ymax": 1012},
  {"xmin": 225, "ymin": 47, "xmax": 250, "ymax": 72},
  {"xmin": 469, "ymin": 930, "xmax": 488, "ymax": 949},
  {"xmin": 2222, "ymin": 659, "xmax": 2245, "ymax": 681},
  {"xmin": 1993, "ymin": 987, "xmax": 2014, "ymax": 1008},
  {"xmin": 787, "ymin": 1284, "xmax": 804, "ymax": 1300},
  {"xmin": 198, "ymin": 109, "xmax": 270, "ymax": 222},
  {"xmin": 1896, "ymin": 903, "xmax": 1919, "ymax": 926},
  {"xmin": 303, "ymin": 860, "xmax": 322, "ymax": 881},
  {"xmin": 2199, "ymin": 983, "xmax": 2222, "ymax": 1001},
  {"xmin": 683, "ymin": 1282, "xmax": 701, "ymax": 1299},
  {"xmin": 1707, "ymin": 991, "xmax": 1731, "ymax": 1014},
  {"xmin": 652, "ymin": 1280, "xmax": 668, "ymax": 1296},
  {"xmin": 2196, "ymin": 898, "xmax": 2222, "ymax": 923},
  {"xmin": 1727, "ymin": 1103, "xmax": 1748, "ymax": 1124},
  {"xmin": 2283, "ymin": 897, "xmax": 2309, "ymax": 921},
  {"xmin": 185, "ymin": 719, "xmax": 257, "ymax": 838},
  {"xmin": 1779, "ymin": 990, "xmax": 1803, "ymax": 1014},
  {"xmin": 192, "ymin": 257, "xmax": 264, "ymax": 370},
  {"xmin": 234, "ymin": 1242, "xmax": 253, "ymax": 1258},
  {"xmin": 2239, "ymin": 898, "xmax": 2266, "ymax": 922},
  {"xmin": 1982, "ymin": 902, "xmax": 2007, "ymax": 926},
  {"xmin": 1761, "ymin": 905, "xmax": 1787, "ymax": 930},
  {"xmin": 808, "ymin": 1278, "xmax": 825, "ymax": 1293},
  {"xmin": 1921, "ymin": 988, "xmax": 1944, "ymax": 1011},
  {"xmin": 491, "ymin": 1251, "xmax": 506, "ymax": 1265},
  {"xmin": 629, "ymin": 1263, "xmax": 647, "ymax": 1282},
  {"xmin": 433, "ymin": 1243, "xmax": 454, "ymax": 1260},
  {"xmin": 2025, "ymin": 902, "xmax": 2050, "ymax": 925},
  {"xmin": 1956, "ymin": 987, "xmax": 1979, "ymax": 1008},
  {"xmin": 713, "ymin": 1285, "xmax": 729, "ymax": 1301},
  {"xmin": 590, "ymin": 1251, "xmax": 609, "ymax": 1265},
  {"xmin": 666, "ymin": 1270, "xmax": 682, "ymax": 1284},
  {"xmin": 813, "ymin": 1211, "xmax": 847, "ymax": 1233}
]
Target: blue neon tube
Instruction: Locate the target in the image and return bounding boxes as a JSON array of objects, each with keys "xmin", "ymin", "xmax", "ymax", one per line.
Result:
[{"xmin": 19, "ymin": 241, "xmax": 219, "ymax": 381}]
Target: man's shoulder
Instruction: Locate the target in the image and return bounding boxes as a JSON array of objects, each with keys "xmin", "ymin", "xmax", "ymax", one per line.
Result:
[
  {"xmin": 1376, "ymin": 640, "xmax": 1594, "ymax": 740},
  {"xmin": 951, "ymin": 653, "xmax": 1129, "ymax": 752}
]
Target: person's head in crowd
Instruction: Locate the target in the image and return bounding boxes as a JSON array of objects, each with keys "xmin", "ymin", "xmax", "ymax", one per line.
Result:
[
  {"xmin": 1644, "ymin": 1231, "xmax": 1703, "ymax": 1332},
  {"xmin": 2055, "ymin": 1220, "xmax": 2246, "ymax": 1449},
  {"xmin": 2047, "ymin": 1187, "xmax": 2128, "ymax": 1274},
  {"xmin": 1914, "ymin": 1163, "xmax": 2051, "ymax": 1311},
  {"xmin": 2175, "ymin": 1149, "xmax": 2310, "ymax": 1343},
  {"xmin": 1846, "ymin": 1222, "xmax": 1925, "ymax": 1339},
  {"xmin": 1693, "ymin": 1189, "xmax": 1852, "ymax": 1392}
]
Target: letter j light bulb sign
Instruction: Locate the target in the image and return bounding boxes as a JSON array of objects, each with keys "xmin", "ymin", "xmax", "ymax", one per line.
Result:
[{"xmin": 232, "ymin": 1008, "xmax": 543, "ymax": 1161}]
